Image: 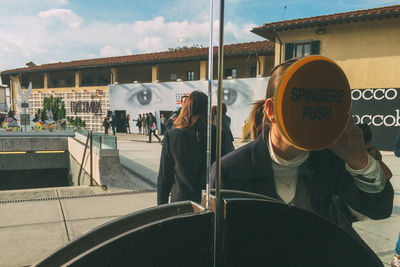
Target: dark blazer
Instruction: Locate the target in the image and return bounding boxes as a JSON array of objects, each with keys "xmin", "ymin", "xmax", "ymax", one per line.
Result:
[
  {"xmin": 157, "ymin": 126, "xmax": 235, "ymax": 205},
  {"xmin": 157, "ymin": 128, "xmax": 207, "ymax": 205},
  {"xmin": 211, "ymin": 135, "xmax": 394, "ymax": 225}
]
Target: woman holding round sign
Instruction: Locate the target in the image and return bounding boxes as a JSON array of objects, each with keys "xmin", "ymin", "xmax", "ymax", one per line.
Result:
[{"xmin": 211, "ymin": 56, "xmax": 393, "ymax": 234}]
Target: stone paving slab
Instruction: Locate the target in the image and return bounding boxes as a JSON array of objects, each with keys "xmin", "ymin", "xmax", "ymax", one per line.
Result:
[
  {"xmin": 0, "ymin": 187, "xmax": 57, "ymax": 201},
  {"xmin": 0, "ymin": 222, "xmax": 68, "ymax": 267},
  {"xmin": 0, "ymin": 189, "xmax": 157, "ymax": 267},
  {"xmin": 60, "ymin": 191, "xmax": 156, "ymax": 221},
  {"xmin": 0, "ymin": 200, "xmax": 63, "ymax": 227},
  {"xmin": 57, "ymin": 186, "xmax": 107, "ymax": 197}
]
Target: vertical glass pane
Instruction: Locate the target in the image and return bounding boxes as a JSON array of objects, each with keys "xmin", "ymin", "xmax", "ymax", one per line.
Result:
[
  {"xmin": 232, "ymin": 69, "xmax": 237, "ymax": 78},
  {"xmin": 304, "ymin": 43, "xmax": 311, "ymax": 56},
  {"xmin": 296, "ymin": 45, "xmax": 302, "ymax": 57}
]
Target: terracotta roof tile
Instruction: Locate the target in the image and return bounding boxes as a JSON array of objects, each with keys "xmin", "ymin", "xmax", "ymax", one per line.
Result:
[
  {"xmin": 1, "ymin": 41, "xmax": 274, "ymax": 75},
  {"xmin": 252, "ymin": 4, "xmax": 400, "ymax": 40}
]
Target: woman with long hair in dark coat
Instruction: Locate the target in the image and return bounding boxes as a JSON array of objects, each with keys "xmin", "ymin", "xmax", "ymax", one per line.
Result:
[{"xmin": 157, "ymin": 91, "xmax": 209, "ymax": 204}]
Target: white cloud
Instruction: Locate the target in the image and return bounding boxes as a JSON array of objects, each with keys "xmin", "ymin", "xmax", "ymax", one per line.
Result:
[
  {"xmin": 38, "ymin": 9, "xmax": 83, "ymax": 29},
  {"xmin": 99, "ymin": 46, "xmax": 123, "ymax": 57},
  {"xmin": 0, "ymin": 10, "xmax": 262, "ymax": 71}
]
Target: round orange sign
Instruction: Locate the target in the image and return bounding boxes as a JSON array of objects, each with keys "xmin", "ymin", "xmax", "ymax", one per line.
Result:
[{"xmin": 274, "ymin": 56, "xmax": 351, "ymax": 151}]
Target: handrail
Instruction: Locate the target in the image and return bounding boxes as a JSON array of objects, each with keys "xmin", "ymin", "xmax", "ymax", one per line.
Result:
[
  {"xmin": 89, "ymin": 130, "xmax": 93, "ymax": 186},
  {"xmin": 77, "ymin": 130, "xmax": 95, "ymax": 186}
]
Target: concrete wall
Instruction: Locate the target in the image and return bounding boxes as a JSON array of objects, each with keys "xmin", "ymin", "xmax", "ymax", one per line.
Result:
[
  {"xmin": 0, "ymin": 152, "xmax": 69, "ymax": 171},
  {"xmin": 68, "ymin": 134, "xmax": 132, "ymax": 190},
  {"xmin": 0, "ymin": 136, "xmax": 68, "ymax": 152},
  {"xmin": 0, "ymin": 136, "xmax": 70, "ymax": 171},
  {"xmin": 275, "ymin": 17, "xmax": 400, "ymax": 89},
  {"xmin": 69, "ymin": 153, "xmax": 91, "ymax": 186}
]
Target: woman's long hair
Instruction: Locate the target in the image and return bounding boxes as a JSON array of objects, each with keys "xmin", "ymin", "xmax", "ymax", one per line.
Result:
[
  {"xmin": 250, "ymin": 58, "xmax": 300, "ymax": 140},
  {"xmin": 174, "ymin": 91, "xmax": 208, "ymax": 141}
]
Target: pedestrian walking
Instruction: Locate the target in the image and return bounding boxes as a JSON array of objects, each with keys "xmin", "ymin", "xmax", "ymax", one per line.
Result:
[
  {"xmin": 111, "ymin": 113, "xmax": 117, "ymax": 135},
  {"xmin": 147, "ymin": 112, "xmax": 161, "ymax": 143},
  {"xmin": 142, "ymin": 113, "xmax": 147, "ymax": 135},
  {"xmin": 126, "ymin": 114, "xmax": 131, "ymax": 133},
  {"xmin": 160, "ymin": 114, "xmax": 166, "ymax": 135},
  {"xmin": 136, "ymin": 114, "xmax": 143, "ymax": 134},
  {"xmin": 103, "ymin": 116, "xmax": 110, "ymax": 134}
]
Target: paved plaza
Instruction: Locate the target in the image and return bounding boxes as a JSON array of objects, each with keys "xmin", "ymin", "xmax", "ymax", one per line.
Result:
[{"xmin": 0, "ymin": 132, "xmax": 399, "ymax": 266}]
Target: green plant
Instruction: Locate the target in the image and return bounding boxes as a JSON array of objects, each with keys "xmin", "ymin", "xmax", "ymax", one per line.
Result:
[
  {"xmin": 69, "ymin": 116, "xmax": 86, "ymax": 129},
  {"xmin": 39, "ymin": 96, "xmax": 66, "ymax": 121}
]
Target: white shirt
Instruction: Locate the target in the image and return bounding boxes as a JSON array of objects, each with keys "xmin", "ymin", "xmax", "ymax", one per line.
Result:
[{"xmin": 267, "ymin": 133, "xmax": 387, "ymax": 207}]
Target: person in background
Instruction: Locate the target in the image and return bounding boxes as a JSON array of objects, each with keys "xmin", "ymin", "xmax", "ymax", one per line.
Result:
[
  {"xmin": 165, "ymin": 113, "xmax": 176, "ymax": 132},
  {"xmin": 160, "ymin": 114, "xmax": 166, "ymax": 135},
  {"xmin": 126, "ymin": 114, "xmax": 131, "ymax": 134},
  {"xmin": 393, "ymin": 127, "xmax": 400, "ymax": 157},
  {"xmin": 211, "ymin": 58, "xmax": 393, "ymax": 237},
  {"xmin": 176, "ymin": 95, "xmax": 188, "ymax": 117},
  {"xmin": 392, "ymin": 128, "xmax": 400, "ymax": 267},
  {"xmin": 135, "ymin": 114, "xmax": 143, "ymax": 134},
  {"xmin": 0, "ymin": 113, "xmax": 4, "ymax": 127},
  {"xmin": 358, "ymin": 123, "xmax": 392, "ymax": 180},
  {"xmin": 211, "ymin": 105, "xmax": 234, "ymax": 163},
  {"xmin": 157, "ymin": 91, "xmax": 208, "ymax": 204},
  {"xmin": 142, "ymin": 113, "xmax": 148, "ymax": 135},
  {"xmin": 147, "ymin": 112, "xmax": 161, "ymax": 143},
  {"xmin": 392, "ymin": 233, "xmax": 400, "ymax": 267},
  {"xmin": 222, "ymin": 103, "xmax": 231, "ymax": 129},
  {"xmin": 111, "ymin": 113, "xmax": 117, "ymax": 136},
  {"xmin": 103, "ymin": 116, "xmax": 110, "ymax": 134}
]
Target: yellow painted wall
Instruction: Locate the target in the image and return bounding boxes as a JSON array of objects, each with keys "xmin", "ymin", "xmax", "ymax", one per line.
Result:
[
  {"xmin": 30, "ymin": 85, "xmax": 109, "ymax": 94},
  {"xmin": 212, "ymin": 55, "xmax": 274, "ymax": 80},
  {"xmin": 158, "ymin": 61, "xmax": 201, "ymax": 81},
  {"xmin": 275, "ymin": 17, "xmax": 400, "ymax": 88}
]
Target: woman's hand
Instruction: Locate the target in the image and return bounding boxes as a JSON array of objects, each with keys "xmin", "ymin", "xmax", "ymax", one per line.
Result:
[{"xmin": 329, "ymin": 119, "xmax": 368, "ymax": 170}]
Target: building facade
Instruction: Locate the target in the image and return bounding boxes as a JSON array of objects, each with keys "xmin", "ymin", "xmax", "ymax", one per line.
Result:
[
  {"xmin": 1, "ymin": 41, "xmax": 274, "ymax": 132},
  {"xmin": 251, "ymin": 4, "xmax": 400, "ymax": 89},
  {"xmin": 251, "ymin": 4, "xmax": 400, "ymax": 150}
]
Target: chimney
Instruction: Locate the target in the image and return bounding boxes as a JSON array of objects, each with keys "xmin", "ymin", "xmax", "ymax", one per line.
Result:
[{"xmin": 26, "ymin": 61, "xmax": 37, "ymax": 68}]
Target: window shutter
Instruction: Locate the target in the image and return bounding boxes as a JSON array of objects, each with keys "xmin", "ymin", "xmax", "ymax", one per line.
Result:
[
  {"xmin": 311, "ymin": 40, "xmax": 320, "ymax": 55},
  {"xmin": 284, "ymin": 43, "xmax": 294, "ymax": 61}
]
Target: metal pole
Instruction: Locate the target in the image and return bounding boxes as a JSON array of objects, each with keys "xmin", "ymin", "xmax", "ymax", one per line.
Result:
[
  {"xmin": 205, "ymin": 0, "xmax": 214, "ymax": 210},
  {"xmin": 77, "ymin": 132, "xmax": 90, "ymax": 186},
  {"xmin": 213, "ymin": 0, "xmax": 225, "ymax": 266},
  {"xmin": 89, "ymin": 130, "xmax": 93, "ymax": 186}
]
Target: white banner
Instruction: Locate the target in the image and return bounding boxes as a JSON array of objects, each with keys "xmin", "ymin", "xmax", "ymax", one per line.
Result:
[{"xmin": 109, "ymin": 78, "xmax": 269, "ymax": 137}]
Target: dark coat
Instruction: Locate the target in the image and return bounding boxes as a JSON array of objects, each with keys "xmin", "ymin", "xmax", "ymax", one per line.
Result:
[
  {"xmin": 157, "ymin": 128, "xmax": 207, "ymax": 204},
  {"xmin": 157, "ymin": 126, "xmax": 235, "ymax": 205},
  {"xmin": 211, "ymin": 135, "xmax": 393, "ymax": 229}
]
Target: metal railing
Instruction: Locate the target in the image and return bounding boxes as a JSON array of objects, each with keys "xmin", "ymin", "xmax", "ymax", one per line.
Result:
[
  {"xmin": 75, "ymin": 129, "xmax": 117, "ymax": 150},
  {"xmin": 77, "ymin": 130, "xmax": 94, "ymax": 186}
]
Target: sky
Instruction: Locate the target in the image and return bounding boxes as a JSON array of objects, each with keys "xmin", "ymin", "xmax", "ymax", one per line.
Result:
[{"xmin": 0, "ymin": 0, "xmax": 399, "ymax": 72}]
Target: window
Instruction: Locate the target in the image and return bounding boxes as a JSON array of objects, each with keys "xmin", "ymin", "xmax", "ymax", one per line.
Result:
[
  {"xmin": 285, "ymin": 40, "xmax": 320, "ymax": 60},
  {"xmin": 82, "ymin": 75, "xmax": 93, "ymax": 86},
  {"xmin": 186, "ymin": 71, "xmax": 194, "ymax": 81},
  {"xmin": 295, "ymin": 43, "xmax": 311, "ymax": 57},
  {"xmin": 224, "ymin": 68, "xmax": 237, "ymax": 79},
  {"xmin": 250, "ymin": 65, "xmax": 257, "ymax": 77},
  {"xmin": 170, "ymin": 74, "xmax": 177, "ymax": 80}
]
